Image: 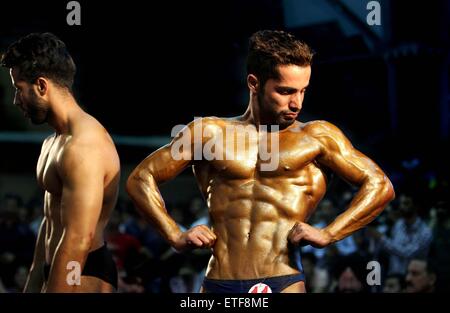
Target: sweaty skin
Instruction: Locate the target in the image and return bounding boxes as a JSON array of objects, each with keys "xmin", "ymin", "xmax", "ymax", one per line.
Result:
[
  {"xmin": 10, "ymin": 69, "xmax": 121, "ymax": 293},
  {"xmin": 126, "ymin": 64, "xmax": 395, "ymax": 293}
]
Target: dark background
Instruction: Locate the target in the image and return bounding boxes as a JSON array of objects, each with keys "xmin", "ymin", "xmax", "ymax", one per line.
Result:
[
  {"xmin": 1, "ymin": 0, "xmax": 449, "ymax": 174},
  {"xmin": 0, "ymin": 0, "xmax": 449, "ymax": 293}
]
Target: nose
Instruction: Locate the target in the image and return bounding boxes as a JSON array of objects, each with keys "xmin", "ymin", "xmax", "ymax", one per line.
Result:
[{"xmin": 288, "ymin": 93, "xmax": 302, "ymax": 112}]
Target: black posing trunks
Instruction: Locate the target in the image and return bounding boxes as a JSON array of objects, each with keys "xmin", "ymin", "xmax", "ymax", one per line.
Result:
[{"xmin": 44, "ymin": 243, "xmax": 118, "ymax": 289}]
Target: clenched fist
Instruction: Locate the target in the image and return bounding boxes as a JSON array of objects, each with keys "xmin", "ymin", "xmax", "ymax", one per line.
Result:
[{"xmin": 173, "ymin": 225, "xmax": 217, "ymax": 252}]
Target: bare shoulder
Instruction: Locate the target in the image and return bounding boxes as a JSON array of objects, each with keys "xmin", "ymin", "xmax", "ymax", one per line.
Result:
[
  {"xmin": 302, "ymin": 120, "xmax": 342, "ymax": 136},
  {"xmin": 69, "ymin": 112, "xmax": 116, "ymax": 149},
  {"xmin": 183, "ymin": 116, "xmax": 229, "ymax": 134},
  {"xmin": 60, "ymin": 113, "xmax": 118, "ymax": 166},
  {"xmin": 192, "ymin": 116, "xmax": 227, "ymax": 127},
  {"xmin": 301, "ymin": 120, "xmax": 352, "ymax": 149}
]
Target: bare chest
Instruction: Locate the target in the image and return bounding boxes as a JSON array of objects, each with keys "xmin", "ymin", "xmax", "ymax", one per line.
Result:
[
  {"xmin": 204, "ymin": 129, "xmax": 322, "ymax": 179},
  {"xmin": 36, "ymin": 136, "xmax": 66, "ymax": 195}
]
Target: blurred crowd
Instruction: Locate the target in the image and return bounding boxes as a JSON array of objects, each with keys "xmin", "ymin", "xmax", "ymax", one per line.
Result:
[{"xmin": 0, "ymin": 155, "xmax": 448, "ymax": 293}]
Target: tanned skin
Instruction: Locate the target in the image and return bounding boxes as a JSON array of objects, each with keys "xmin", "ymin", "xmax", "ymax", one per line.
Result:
[
  {"xmin": 126, "ymin": 64, "xmax": 395, "ymax": 293},
  {"xmin": 10, "ymin": 68, "xmax": 120, "ymax": 293}
]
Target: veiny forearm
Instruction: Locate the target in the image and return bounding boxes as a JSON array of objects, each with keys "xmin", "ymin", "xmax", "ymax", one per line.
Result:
[
  {"xmin": 127, "ymin": 168, "xmax": 182, "ymax": 245},
  {"xmin": 324, "ymin": 176, "xmax": 394, "ymax": 242}
]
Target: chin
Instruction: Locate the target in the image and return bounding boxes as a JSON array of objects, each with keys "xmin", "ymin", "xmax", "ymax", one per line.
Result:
[{"xmin": 277, "ymin": 117, "xmax": 295, "ymax": 129}]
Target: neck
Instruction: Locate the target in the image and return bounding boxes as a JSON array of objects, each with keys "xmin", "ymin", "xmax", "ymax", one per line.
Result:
[
  {"xmin": 47, "ymin": 92, "xmax": 81, "ymax": 134},
  {"xmin": 241, "ymin": 92, "xmax": 295, "ymax": 132},
  {"xmin": 241, "ymin": 92, "xmax": 269, "ymax": 127}
]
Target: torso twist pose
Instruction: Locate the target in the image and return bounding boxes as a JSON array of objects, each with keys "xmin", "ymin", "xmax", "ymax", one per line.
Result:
[{"xmin": 2, "ymin": 33, "xmax": 120, "ymax": 292}]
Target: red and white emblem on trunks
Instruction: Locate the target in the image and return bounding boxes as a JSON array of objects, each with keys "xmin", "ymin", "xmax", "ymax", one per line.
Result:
[{"xmin": 248, "ymin": 283, "xmax": 272, "ymax": 293}]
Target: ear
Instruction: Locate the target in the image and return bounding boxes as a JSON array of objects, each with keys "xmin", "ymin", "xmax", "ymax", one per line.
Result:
[
  {"xmin": 247, "ymin": 74, "xmax": 259, "ymax": 93},
  {"xmin": 35, "ymin": 77, "xmax": 49, "ymax": 96}
]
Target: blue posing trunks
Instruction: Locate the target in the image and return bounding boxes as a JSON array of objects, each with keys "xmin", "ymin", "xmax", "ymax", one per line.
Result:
[
  {"xmin": 202, "ymin": 273, "xmax": 306, "ymax": 293},
  {"xmin": 202, "ymin": 243, "xmax": 305, "ymax": 293}
]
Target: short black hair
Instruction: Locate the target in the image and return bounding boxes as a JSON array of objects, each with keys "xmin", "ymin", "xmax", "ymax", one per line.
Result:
[
  {"xmin": 247, "ymin": 30, "xmax": 314, "ymax": 86},
  {"xmin": 1, "ymin": 32, "xmax": 76, "ymax": 90}
]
